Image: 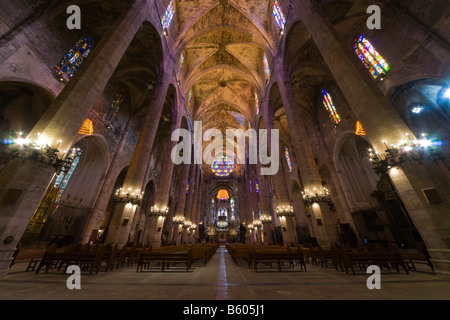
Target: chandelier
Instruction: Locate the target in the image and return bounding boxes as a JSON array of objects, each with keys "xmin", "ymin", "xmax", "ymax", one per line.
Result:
[
  {"xmin": 112, "ymin": 188, "xmax": 143, "ymax": 206},
  {"xmin": 217, "ymin": 189, "xmax": 230, "ymax": 200},
  {"xmin": 302, "ymin": 187, "xmax": 332, "ymax": 207},
  {"xmin": 173, "ymin": 216, "xmax": 186, "ymax": 225},
  {"xmin": 369, "ymin": 133, "xmax": 445, "ymax": 175},
  {"xmin": 0, "ymin": 132, "xmax": 76, "ymax": 174},
  {"xmin": 260, "ymin": 215, "xmax": 272, "ymax": 223},
  {"xmin": 149, "ymin": 205, "xmax": 169, "ymax": 217},
  {"xmin": 276, "ymin": 205, "xmax": 294, "ymax": 217}
]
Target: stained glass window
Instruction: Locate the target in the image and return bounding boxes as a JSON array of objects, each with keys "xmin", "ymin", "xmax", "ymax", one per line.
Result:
[
  {"xmin": 322, "ymin": 90, "xmax": 341, "ymax": 126},
  {"xmin": 55, "ymin": 37, "xmax": 94, "ymax": 80},
  {"xmin": 211, "ymin": 156, "xmax": 234, "ymax": 177},
  {"xmin": 353, "ymin": 36, "xmax": 390, "ymax": 79},
  {"xmin": 284, "ymin": 146, "xmax": 292, "ymax": 173},
  {"xmin": 263, "ymin": 53, "xmax": 271, "ymax": 80},
  {"xmin": 255, "ymin": 180, "xmax": 259, "ymax": 193},
  {"xmin": 162, "ymin": 0, "xmax": 175, "ymax": 31},
  {"xmin": 249, "ymin": 180, "xmax": 252, "ymax": 192},
  {"xmin": 54, "ymin": 147, "xmax": 83, "ymax": 202},
  {"xmin": 105, "ymin": 90, "xmax": 125, "ymax": 129},
  {"xmin": 254, "ymin": 89, "xmax": 260, "ymax": 116},
  {"xmin": 177, "ymin": 52, "xmax": 184, "ymax": 79},
  {"xmin": 273, "ymin": 0, "xmax": 286, "ymax": 31},
  {"xmin": 187, "ymin": 89, "xmax": 193, "ymax": 112},
  {"xmin": 231, "ymin": 198, "xmax": 235, "ymax": 221},
  {"xmin": 186, "ymin": 181, "xmax": 190, "ymax": 194}
]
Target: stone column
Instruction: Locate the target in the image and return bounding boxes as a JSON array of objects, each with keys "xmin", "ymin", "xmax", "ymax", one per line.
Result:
[
  {"xmin": 0, "ymin": 1, "xmax": 149, "ymax": 279},
  {"xmin": 182, "ymin": 165, "xmax": 197, "ymax": 244},
  {"xmin": 262, "ymin": 117, "xmax": 297, "ymax": 245},
  {"xmin": 104, "ymin": 69, "xmax": 174, "ymax": 245},
  {"xmin": 173, "ymin": 164, "xmax": 191, "ymax": 244},
  {"xmin": 192, "ymin": 171, "xmax": 204, "ymax": 243},
  {"xmin": 147, "ymin": 112, "xmax": 182, "ymax": 246},
  {"xmin": 274, "ymin": 57, "xmax": 337, "ymax": 247},
  {"xmin": 295, "ymin": 0, "xmax": 450, "ymax": 277},
  {"xmin": 256, "ymin": 170, "xmax": 274, "ymax": 245},
  {"xmin": 188, "ymin": 166, "xmax": 202, "ymax": 244},
  {"xmin": 81, "ymin": 118, "xmax": 132, "ymax": 243}
]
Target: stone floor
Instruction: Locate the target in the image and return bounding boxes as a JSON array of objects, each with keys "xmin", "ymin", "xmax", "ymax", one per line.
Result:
[{"xmin": 0, "ymin": 246, "xmax": 449, "ymax": 301}]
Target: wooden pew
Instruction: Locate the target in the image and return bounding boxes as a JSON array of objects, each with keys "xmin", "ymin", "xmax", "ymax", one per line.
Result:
[
  {"xmin": 192, "ymin": 244, "xmax": 219, "ymax": 266},
  {"xmin": 339, "ymin": 245, "xmax": 409, "ymax": 275},
  {"xmin": 250, "ymin": 246, "xmax": 307, "ymax": 272},
  {"xmin": 400, "ymin": 242, "xmax": 434, "ymax": 274},
  {"xmin": 35, "ymin": 244, "xmax": 106, "ymax": 275},
  {"xmin": 10, "ymin": 248, "xmax": 45, "ymax": 272},
  {"xmin": 136, "ymin": 246, "xmax": 193, "ymax": 272}
]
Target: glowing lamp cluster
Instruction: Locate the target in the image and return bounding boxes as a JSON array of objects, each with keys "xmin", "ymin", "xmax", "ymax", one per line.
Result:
[
  {"xmin": 211, "ymin": 156, "xmax": 234, "ymax": 177},
  {"xmin": 79, "ymin": 119, "xmax": 94, "ymax": 135},
  {"xmin": 173, "ymin": 216, "xmax": 186, "ymax": 225},
  {"xmin": 150, "ymin": 205, "xmax": 169, "ymax": 217},
  {"xmin": 113, "ymin": 187, "xmax": 144, "ymax": 206},
  {"xmin": 369, "ymin": 133, "xmax": 445, "ymax": 174},
  {"xmin": 217, "ymin": 189, "xmax": 230, "ymax": 200},
  {"xmin": 276, "ymin": 205, "xmax": 294, "ymax": 217},
  {"xmin": 302, "ymin": 187, "xmax": 332, "ymax": 207}
]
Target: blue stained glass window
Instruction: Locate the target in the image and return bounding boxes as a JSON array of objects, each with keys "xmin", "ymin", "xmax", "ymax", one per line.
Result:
[
  {"xmin": 54, "ymin": 147, "xmax": 83, "ymax": 202},
  {"xmin": 211, "ymin": 156, "xmax": 234, "ymax": 177},
  {"xmin": 322, "ymin": 90, "xmax": 341, "ymax": 126},
  {"xmin": 105, "ymin": 90, "xmax": 125, "ymax": 128},
  {"xmin": 284, "ymin": 146, "xmax": 292, "ymax": 173},
  {"xmin": 55, "ymin": 37, "xmax": 94, "ymax": 80},
  {"xmin": 162, "ymin": 0, "xmax": 176, "ymax": 31},
  {"xmin": 231, "ymin": 198, "xmax": 235, "ymax": 221},
  {"xmin": 273, "ymin": 0, "xmax": 286, "ymax": 31}
]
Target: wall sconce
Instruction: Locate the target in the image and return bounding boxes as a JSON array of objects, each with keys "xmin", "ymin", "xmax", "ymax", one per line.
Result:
[
  {"xmin": 302, "ymin": 187, "xmax": 332, "ymax": 207},
  {"xmin": 150, "ymin": 205, "xmax": 169, "ymax": 217},
  {"xmin": 113, "ymin": 188, "xmax": 143, "ymax": 206},
  {"xmin": 0, "ymin": 132, "xmax": 75, "ymax": 175},
  {"xmin": 276, "ymin": 205, "xmax": 294, "ymax": 217},
  {"xmin": 173, "ymin": 216, "xmax": 185, "ymax": 225},
  {"xmin": 260, "ymin": 215, "xmax": 272, "ymax": 223},
  {"xmin": 369, "ymin": 133, "xmax": 445, "ymax": 175}
]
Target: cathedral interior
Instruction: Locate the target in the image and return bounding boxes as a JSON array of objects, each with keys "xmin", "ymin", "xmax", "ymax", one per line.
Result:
[{"xmin": 0, "ymin": 0, "xmax": 449, "ymax": 302}]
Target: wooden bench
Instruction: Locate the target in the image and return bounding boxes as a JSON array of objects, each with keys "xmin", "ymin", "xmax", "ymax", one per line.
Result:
[
  {"xmin": 192, "ymin": 244, "xmax": 218, "ymax": 266},
  {"xmin": 10, "ymin": 249, "xmax": 45, "ymax": 272},
  {"xmin": 339, "ymin": 246, "xmax": 409, "ymax": 275},
  {"xmin": 401, "ymin": 249, "xmax": 435, "ymax": 274},
  {"xmin": 136, "ymin": 247, "xmax": 193, "ymax": 272},
  {"xmin": 36, "ymin": 244, "xmax": 105, "ymax": 275},
  {"xmin": 250, "ymin": 246, "xmax": 307, "ymax": 272}
]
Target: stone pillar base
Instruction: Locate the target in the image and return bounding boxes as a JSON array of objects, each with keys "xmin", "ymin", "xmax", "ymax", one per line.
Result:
[
  {"xmin": 0, "ymin": 249, "xmax": 15, "ymax": 279},
  {"xmin": 428, "ymin": 248, "xmax": 450, "ymax": 280}
]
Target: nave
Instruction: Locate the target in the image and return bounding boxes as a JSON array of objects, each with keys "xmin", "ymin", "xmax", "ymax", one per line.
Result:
[{"xmin": 0, "ymin": 245, "xmax": 448, "ymax": 301}]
